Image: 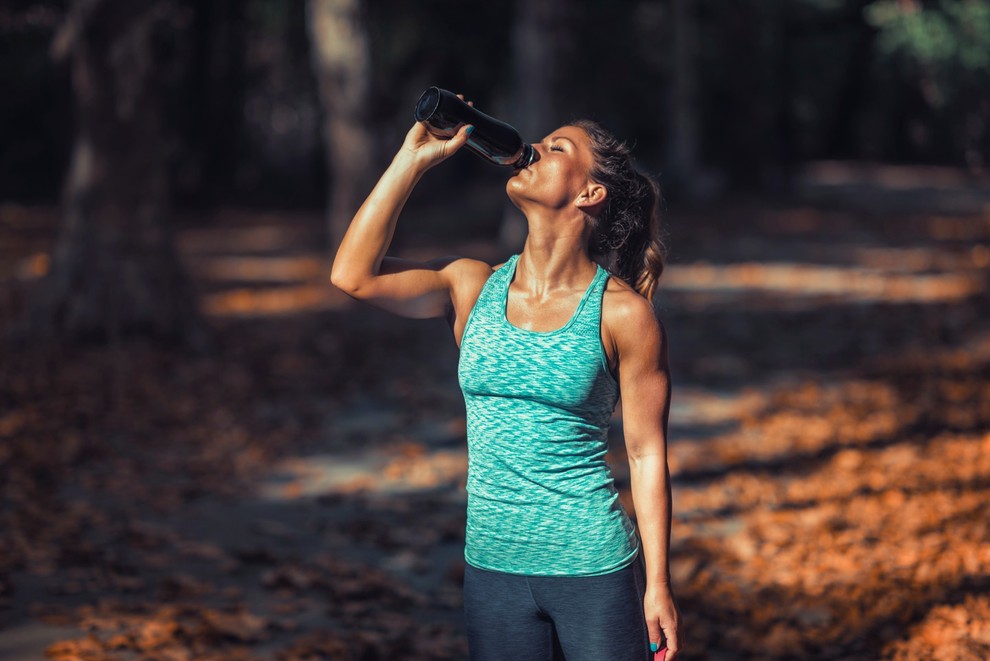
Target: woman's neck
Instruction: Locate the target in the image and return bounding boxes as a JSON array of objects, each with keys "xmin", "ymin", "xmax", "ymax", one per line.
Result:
[{"xmin": 516, "ymin": 234, "xmax": 598, "ymax": 296}]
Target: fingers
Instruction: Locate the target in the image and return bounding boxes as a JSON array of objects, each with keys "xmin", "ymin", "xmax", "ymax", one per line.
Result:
[
  {"xmin": 646, "ymin": 619, "xmax": 663, "ymax": 656},
  {"xmin": 647, "ymin": 616, "xmax": 681, "ymax": 660},
  {"xmin": 455, "ymin": 92, "xmax": 474, "ymax": 107},
  {"xmin": 662, "ymin": 625, "xmax": 679, "ymax": 660},
  {"xmin": 408, "ymin": 120, "xmax": 428, "ymax": 137},
  {"xmin": 441, "ymin": 122, "xmax": 474, "ymax": 158},
  {"xmin": 403, "ymin": 92, "xmax": 475, "ymax": 167}
]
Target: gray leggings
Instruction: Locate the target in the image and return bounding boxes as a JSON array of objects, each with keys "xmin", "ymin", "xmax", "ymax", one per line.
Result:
[{"xmin": 462, "ymin": 552, "xmax": 652, "ymax": 661}]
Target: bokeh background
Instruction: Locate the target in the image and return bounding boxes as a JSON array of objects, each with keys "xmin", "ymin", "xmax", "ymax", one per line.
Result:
[{"xmin": 2, "ymin": 1, "xmax": 990, "ymax": 659}]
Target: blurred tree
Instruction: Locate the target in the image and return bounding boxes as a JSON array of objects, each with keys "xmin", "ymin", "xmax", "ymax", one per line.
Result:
[
  {"xmin": 174, "ymin": 0, "xmax": 246, "ymax": 207},
  {"xmin": 8, "ymin": 0, "xmax": 213, "ymax": 352},
  {"xmin": 231, "ymin": 0, "xmax": 325, "ymax": 209},
  {"xmin": 695, "ymin": 0, "xmax": 785, "ymax": 191},
  {"xmin": 5, "ymin": 0, "xmax": 988, "ymax": 219},
  {"xmin": 669, "ymin": 0, "xmax": 702, "ymax": 194},
  {"xmin": 864, "ymin": 0, "xmax": 990, "ymax": 170},
  {"xmin": 0, "ymin": 2, "xmax": 73, "ymax": 202},
  {"xmin": 808, "ymin": 0, "xmax": 878, "ymax": 161},
  {"xmin": 306, "ymin": 0, "xmax": 378, "ymax": 255}
]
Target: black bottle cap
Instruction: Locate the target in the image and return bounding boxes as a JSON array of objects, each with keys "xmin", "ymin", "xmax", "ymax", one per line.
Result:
[{"xmin": 414, "ymin": 87, "xmax": 441, "ymax": 122}]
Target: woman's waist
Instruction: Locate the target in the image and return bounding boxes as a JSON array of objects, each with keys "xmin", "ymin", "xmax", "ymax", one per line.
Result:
[
  {"xmin": 466, "ymin": 478, "xmax": 626, "ymax": 519},
  {"xmin": 464, "ymin": 491, "xmax": 638, "ymax": 563}
]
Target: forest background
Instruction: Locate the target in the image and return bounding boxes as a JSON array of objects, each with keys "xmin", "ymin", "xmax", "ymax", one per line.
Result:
[{"xmin": 1, "ymin": 1, "xmax": 989, "ymax": 659}]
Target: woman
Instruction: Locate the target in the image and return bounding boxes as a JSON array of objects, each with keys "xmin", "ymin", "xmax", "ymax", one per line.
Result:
[{"xmin": 330, "ymin": 95, "xmax": 682, "ymax": 661}]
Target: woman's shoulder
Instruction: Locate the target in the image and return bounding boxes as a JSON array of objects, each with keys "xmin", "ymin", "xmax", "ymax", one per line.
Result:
[
  {"xmin": 441, "ymin": 256, "xmax": 506, "ymax": 280},
  {"xmin": 445, "ymin": 253, "xmax": 515, "ymax": 280},
  {"xmin": 602, "ymin": 275, "xmax": 662, "ymax": 328},
  {"xmin": 440, "ymin": 256, "xmax": 508, "ymax": 304},
  {"xmin": 443, "ymin": 257, "xmax": 509, "ymax": 333}
]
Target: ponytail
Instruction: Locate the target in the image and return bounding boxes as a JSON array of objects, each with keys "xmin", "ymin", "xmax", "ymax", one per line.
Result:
[{"xmin": 569, "ymin": 119, "xmax": 667, "ymax": 304}]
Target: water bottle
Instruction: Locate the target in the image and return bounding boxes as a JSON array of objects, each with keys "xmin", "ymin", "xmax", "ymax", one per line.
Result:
[{"xmin": 414, "ymin": 87, "xmax": 535, "ymax": 169}]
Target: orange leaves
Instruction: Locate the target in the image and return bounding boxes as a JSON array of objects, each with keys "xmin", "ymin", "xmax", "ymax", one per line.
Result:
[
  {"xmin": 42, "ymin": 602, "xmax": 276, "ymax": 660},
  {"xmin": 4, "ymin": 203, "xmax": 990, "ymax": 659},
  {"xmin": 44, "ymin": 635, "xmax": 105, "ymax": 661},
  {"xmin": 661, "ymin": 341, "xmax": 990, "ymax": 657},
  {"xmin": 884, "ymin": 594, "xmax": 990, "ymax": 660},
  {"xmin": 196, "ymin": 608, "xmax": 271, "ymax": 644}
]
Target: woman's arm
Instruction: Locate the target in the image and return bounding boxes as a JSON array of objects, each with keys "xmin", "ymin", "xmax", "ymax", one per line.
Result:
[
  {"xmin": 330, "ymin": 118, "xmax": 480, "ymax": 320},
  {"xmin": 611, "ymin": 292, "xmax": 681, "ymax": 658}
]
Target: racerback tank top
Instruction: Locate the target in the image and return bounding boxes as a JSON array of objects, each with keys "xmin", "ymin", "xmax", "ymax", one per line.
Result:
[{"xmin": 456, "ymin": 253, "xmax": 640, "ymax": 576}]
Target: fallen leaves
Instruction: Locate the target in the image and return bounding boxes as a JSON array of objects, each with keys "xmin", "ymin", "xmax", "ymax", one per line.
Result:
[
  {"xmin": 3, "ymin": 203, "xmax": 989, "ymax": 660},
  {"xmin": 42, "ymin": 602, "xmax": 279, "ymax": 660},
  {"xmin": 884, "ymin": 594, "xmax": 990, "ymax": 660}
]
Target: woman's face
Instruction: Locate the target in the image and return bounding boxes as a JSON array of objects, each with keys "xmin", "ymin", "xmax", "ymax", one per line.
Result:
[{"xmin": 506, "ymin": 124, "xmax": 600, "ymax": 214}]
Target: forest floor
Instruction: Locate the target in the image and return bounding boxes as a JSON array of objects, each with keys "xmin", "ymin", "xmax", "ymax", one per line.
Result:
[{"xmin": 1, "ymin": 163, "xmax": 990, "ymax": 660}]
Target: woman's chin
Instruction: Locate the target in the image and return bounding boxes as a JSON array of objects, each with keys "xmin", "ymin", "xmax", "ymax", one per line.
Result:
[{"xmin": 505, "ymin": 177, "xmax": 523, "ymax": 196}]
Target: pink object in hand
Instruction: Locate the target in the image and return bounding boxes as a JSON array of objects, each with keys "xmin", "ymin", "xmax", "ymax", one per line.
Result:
[{"xmin": 654, "ymin": 647, "xmax": 667, "ymax": 661}]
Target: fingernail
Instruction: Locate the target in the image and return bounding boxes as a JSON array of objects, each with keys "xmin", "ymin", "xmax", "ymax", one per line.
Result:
[
  {"xmin": 650, "ymin": 642, "xmax": 659, "ymax": 652},
  {"xmin": 466, "ymin": 125, "xmax": 475, "ymax": 135}
]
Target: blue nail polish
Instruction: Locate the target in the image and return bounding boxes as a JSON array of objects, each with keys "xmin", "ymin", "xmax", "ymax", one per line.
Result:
[
  {"xmin": 650, "ymin": 642, "xmax": 659, "ymax": 652},
  {"xmin": 466, "ymin": 125, "xmax": 475, "ymax": 135}
]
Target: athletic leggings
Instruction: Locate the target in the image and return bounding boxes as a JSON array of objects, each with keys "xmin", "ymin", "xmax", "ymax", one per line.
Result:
[{"xmin": 462, "ymin": 551, "xmax": 652, "ymax": 661}]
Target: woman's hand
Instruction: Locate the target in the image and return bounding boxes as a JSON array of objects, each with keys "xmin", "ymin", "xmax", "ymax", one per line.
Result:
[
  {"xmin": 645, "ymin": 583, "xmax": 682, "ymax": 659},
  {"xmin": 398, "ymin": 94, "xmax": 475, "ymax": 171}
]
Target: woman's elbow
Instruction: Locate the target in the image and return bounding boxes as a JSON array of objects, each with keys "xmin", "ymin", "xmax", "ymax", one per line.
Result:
[
  {"xmin": 329, "ymin": 269, "xmax": 354, "ymax": 293},
  {"xmin": 626, "ymin": 439, "xmax": 667, "ymax": 465},
  {"xmin": 329, "ymin": 260, "xmax": 367, "ymax": 295}
]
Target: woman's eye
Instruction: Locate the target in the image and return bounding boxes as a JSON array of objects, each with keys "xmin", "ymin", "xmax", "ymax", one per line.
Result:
[{"xmin": 549, "ymin": 145, "xmax": 564, "ymax": 152}]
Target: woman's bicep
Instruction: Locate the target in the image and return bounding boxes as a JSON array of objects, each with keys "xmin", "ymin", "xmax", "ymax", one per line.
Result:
[
  {"xmin": 333, "ymin": 256, "xmax": 453, "ymax": 319},
  {"xmin": 614, "ymin": 299, "xmax": 671, "ymax": 459},
  {"xmin": 338, "ymin": 255, "xmax": 488, "ymax": 320}
]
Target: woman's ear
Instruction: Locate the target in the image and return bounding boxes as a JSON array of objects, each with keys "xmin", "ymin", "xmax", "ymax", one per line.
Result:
[{"xmin": 575, "ymin": 182, "xmax": 607, "ymax": 211}]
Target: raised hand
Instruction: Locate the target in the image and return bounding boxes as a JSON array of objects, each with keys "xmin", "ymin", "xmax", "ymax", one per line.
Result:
[{"xmin": 400, "ymin": 93, "xmax": 475, "ymax": 171}]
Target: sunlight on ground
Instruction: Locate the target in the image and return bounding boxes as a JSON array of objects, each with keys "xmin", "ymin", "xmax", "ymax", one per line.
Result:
[
  {"xmin": 257, "ymin": 387, "xmax": 768, "ymax": 502},
  {"xmin": 257, "ymin": 447, "xmax": 469, "ymax": 501},
  {"xmin": 663, "ymin": 261, "xmax": 982, "ymax": 304},
  {"xmin": 194, "ymin": 255, "xmax": 328, "ymax": 283},
  {"xmin": 800, "ymin": 161, "xmax": 990, "ymax": 190},
  {"xmin": 200, "ymin": 282, "xmax": 352, "ymax": 317},
  {"xmin": 852, "ymin": 245, "xmax": 990, "ymax": 271},
  {"xmin": 670, "ymin": 386, "xmax": 768, "ymax": 427},
  {"xmin": 21, "ymin": 249, "xmax": 980, "ymax": 317},
  {"xmin": 8, "ymin": 218, "xmax": 986, "ymax": 318},
  {"xmin": 176, "ymin": 216, "xmax": 322, "ymax": 255}
]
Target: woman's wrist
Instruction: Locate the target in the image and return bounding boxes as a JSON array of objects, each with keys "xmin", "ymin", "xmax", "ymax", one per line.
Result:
[
  {"xmin": 646, "ymin": 579, "xmax": 673, "ymax": 593},
  {"xmin": 391, "ymin": 148, "xmax": 429, "ymax": 175}
]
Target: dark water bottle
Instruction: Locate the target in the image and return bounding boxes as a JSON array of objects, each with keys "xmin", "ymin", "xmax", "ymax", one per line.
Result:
[{"xmin": 414, "ymin": 87, "xmax": 535, "ymax": 169}]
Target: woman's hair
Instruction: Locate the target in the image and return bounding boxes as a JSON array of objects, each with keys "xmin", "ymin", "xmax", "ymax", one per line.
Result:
[{"xmin": 568, "ymin": 119, "xmax": 667, "ymax": 304}]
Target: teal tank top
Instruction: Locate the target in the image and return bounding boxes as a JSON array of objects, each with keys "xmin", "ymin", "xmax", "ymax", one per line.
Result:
[{"xmin": 456, "ymin": 253, "xmax": 640, "ymax": 576}]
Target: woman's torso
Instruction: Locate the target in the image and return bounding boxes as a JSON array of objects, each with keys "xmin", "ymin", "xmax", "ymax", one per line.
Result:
[{"xmin": 455, "ymin": 253, "xmax": 640, "ymax": 576}]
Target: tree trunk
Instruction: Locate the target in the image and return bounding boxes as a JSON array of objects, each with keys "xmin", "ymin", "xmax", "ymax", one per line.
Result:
[
  {"xmin": 305, "ymin": 0, "xmax": 377, "ymax": 258},
  {"xmin": 186, "ymin": 0, "xmax": 245, "ymax": 205},
  {"xmin": 669, "ymin": 0, "xmax": 700, "ymax": 192},
  {"xmin": 8, "ymin": 0, "xmax": 213, "ymax": 353},
  {"xmin": 823, "ymin": 18, "xmax": 877, "ymax": 161},
  {"xmin": 498, "ymin": 0, "xmax": 566, "ymax": 252}
]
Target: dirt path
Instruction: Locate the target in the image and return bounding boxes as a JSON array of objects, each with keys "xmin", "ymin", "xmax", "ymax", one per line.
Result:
[{"xmin": 2, "ymin": 171, "xmax": 989, "ymax": 659}]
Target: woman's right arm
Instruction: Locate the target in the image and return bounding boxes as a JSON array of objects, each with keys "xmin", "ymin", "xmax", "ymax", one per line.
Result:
[{"xmin": 329, "ymin": 117, "xmax": 485, "ymax": 320}]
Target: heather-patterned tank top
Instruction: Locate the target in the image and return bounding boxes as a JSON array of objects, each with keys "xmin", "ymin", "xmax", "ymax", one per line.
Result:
[{"xmin": 456, "ymin": 252, "xmax": 640, "ymax": 576}]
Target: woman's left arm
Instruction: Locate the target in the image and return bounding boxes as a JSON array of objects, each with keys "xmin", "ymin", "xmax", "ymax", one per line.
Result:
[{"xmin": 612, "ymin": 293, "xmax": 681, "ymax": 659}]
